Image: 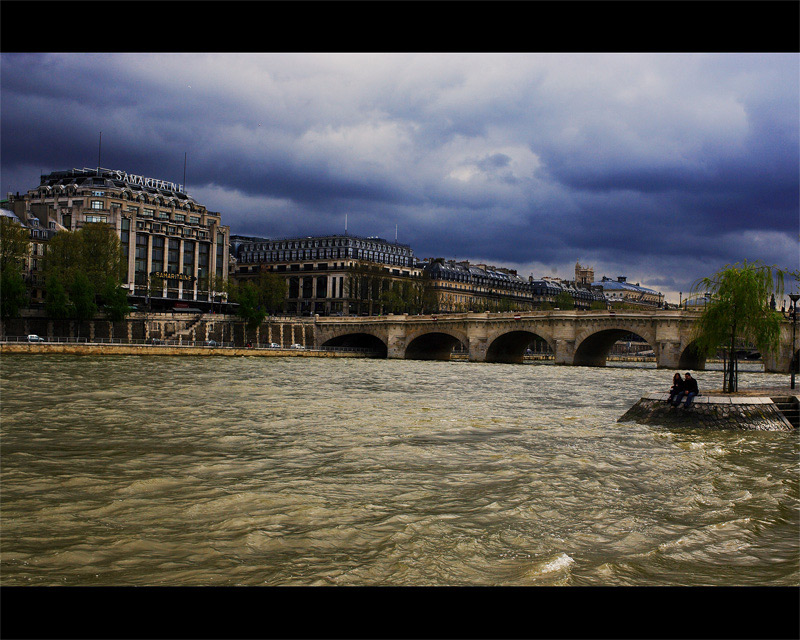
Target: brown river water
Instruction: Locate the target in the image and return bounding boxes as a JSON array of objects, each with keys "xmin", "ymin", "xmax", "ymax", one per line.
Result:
[{"xmin": 1, "ymin": 354, "xmax": 797, "ymax": 589}]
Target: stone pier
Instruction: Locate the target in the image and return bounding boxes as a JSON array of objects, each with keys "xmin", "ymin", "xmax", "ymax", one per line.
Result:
[{"xmin": 618, "ymin": 387, "xmax": 799, "ymax": 431}]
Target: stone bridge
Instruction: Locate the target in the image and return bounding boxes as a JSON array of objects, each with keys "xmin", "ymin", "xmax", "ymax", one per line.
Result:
[{"xmin": 312, "ymin": 310, "xmax": 798, "ymax": 372}]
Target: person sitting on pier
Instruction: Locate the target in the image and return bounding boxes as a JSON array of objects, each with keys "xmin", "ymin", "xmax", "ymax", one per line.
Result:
[
  {"xmin": 671, "ymin": 372, "xmax": 699, "ymax": 408},
  {"xmin": 666, "ymin": 372, "xmax": 684, "ymax": 404}
]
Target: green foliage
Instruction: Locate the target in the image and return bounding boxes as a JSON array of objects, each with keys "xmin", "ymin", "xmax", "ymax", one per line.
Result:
[
  {"xmin": 555, "ymin": 290, "xmax": 575, "ymax": 310},
  {"xmin": 101, "ymin": 278, "xmax": 130, "ymax": 322},
  {"xmin": 229, "ymin": 272, "xmax": 286, "ymax": 341},
  {"xmin": 43, "ymin": 229, "xmax": 82, "ymax": 286},
  {"xmin": 0, "ymin": 265, "xmax": 28, "ymax": 322},
  {"xmin": 0, "ymin": 218, "xmax": 32, "ymax": 325},
  {"xmin": 43, "ymin": 223, "xmax": 128, "ymax": 324},
  {"xmin": 692, "ymin": 260, "xmax": 791, "ymax": 392},
  {"xmin": 347, "ymin": 263, "xmax": 432, "ymax": 315},
  {"xmin": 0, "ymin": 217, "xmax": 31, "ymax": 273},
  {"xmin": 44, "ymin": 274, "xmax": 71, "ymax": 321},
  {"xmin": 70, "ymin": 271, "xmax": 98, "ymax": 336},
  {"xmin": 79, "ymin": 223, "xmax": 125, "ymax": 293},
  {"xmin": 233, "ymin": 281, "xmax": 266, "ymax": 339},
  {"xmin": 255, "ymin": 271, "xmax": 287, "ymax": 314}
]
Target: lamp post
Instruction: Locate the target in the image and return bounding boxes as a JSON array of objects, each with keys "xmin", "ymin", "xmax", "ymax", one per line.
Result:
[{"xmin": 787, "ymin": 293, "xmax": 799, "ymax": 388}]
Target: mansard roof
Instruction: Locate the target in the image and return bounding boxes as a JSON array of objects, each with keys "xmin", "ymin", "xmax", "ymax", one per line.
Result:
[{"xmin": 38, "ymin": 168, "xmax": 197, "ymax": 203}]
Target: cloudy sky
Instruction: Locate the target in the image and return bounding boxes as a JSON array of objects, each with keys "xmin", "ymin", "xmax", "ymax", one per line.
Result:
[{"xmin": 2, "ymin": 45, "xmax": 798, "ymax": 303}]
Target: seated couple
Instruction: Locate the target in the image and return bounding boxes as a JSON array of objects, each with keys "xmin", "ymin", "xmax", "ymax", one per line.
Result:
[{"xmin": 667, "ymin": 372, "xmax": 700, "ymax": 408}]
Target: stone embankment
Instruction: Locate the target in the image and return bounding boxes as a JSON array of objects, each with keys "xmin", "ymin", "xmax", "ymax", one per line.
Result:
[
  {"xmin": 618, "ymin": 387, "xmax": 799, "ymax": 431},
  {"xmin": 0, "ymin": 343, "xmax": 369, "ymax": 358}
]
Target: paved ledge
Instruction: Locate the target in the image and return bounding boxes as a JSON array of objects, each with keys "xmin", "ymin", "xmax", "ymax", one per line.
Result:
[
  {"xmin": 0, "ymin": 343, "xmax": 370, "ymax": 358},
  {"xmin": 620, "ymin": 389, "xmax": 798, "ymax": 431},
  {"xmin": 642, "ymin": 393, "xmax": 775, "ymax": 405}
]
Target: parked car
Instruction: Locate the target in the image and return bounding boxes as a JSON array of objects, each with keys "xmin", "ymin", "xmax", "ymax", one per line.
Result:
[
  {"xmin": 204, "ymin": 340, "xmax": 218, "ymax": 347},
  {"xmin": 289, "ymin": 344, "xmax": 305, "ymax": 349},
  {"xmin": 268, "ymin": 343, "xmax": 281, "ymax": 348},
  {"xmin": 148, "ymin": 337, "xmax": 164, "ymax": 345},
  {"xmin": 26, "ymin": 334, "xmax": 45, "ymax": 342}
]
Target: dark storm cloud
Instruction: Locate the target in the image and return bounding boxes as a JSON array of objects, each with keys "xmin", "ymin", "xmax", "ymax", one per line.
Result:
[{"xmin": 1, "ymin": 52, "xmax": 797, "ymax": 300}]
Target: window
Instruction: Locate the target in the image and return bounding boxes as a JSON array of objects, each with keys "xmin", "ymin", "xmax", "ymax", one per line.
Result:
[
  {"xmin": 174, "ymin": 214, "xmax": 185, "ymax": 223},
  {"xmin": 85, "ymin": 214, "xmax": 107, "ymax": 223},
  {"xmin": 189, "ymin": 216, "xmax": 200, "ymax": 225},
  {"xmin": 90, "ymin": 200, "xmax": 104, "ymax": 210}
]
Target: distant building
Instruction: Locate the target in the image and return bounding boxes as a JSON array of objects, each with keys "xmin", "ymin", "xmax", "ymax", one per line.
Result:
[
  {"xmin": 593, "ymin": 276, "xmax": 663, "ymax": 308},
  {"xmin": 232, "ymin": 233, "xmax": 422, "ymax": 315},
  {"xmin": 575, "ymin": 261, "xmax": 594, "ymax": 285},
  {"xmin": 7, "ymin": 168, "xmax": 231, "ymax": 308},
  {"xmin": 0, "ymin": 204, "xmax": 57, "ymax": 304},
  {"xmin": 422, "ymin": 259, "xmax": 602, "ymax": 312}
]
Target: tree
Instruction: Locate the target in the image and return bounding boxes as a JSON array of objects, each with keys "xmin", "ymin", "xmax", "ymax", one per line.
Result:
[
  {"xmin": 43, "ymin": 229, "xmax": 82, "ymax": 288},
  {"xmin": 71, "ymin": 271, "xmax": 98, "ymax": 338},
  {"xmin": 0, "ymin": 265, "xmax": 28, "ymax": 328},
  {"xmin": 43, "ymin": 224, "xmax": 127, "ymax": 328},
  {"xmin": 0, "ymin": 218, "xmax": 32, "ymax": 331},
  {"xmin": 255, "ymin": 271, "xmax": 287, "ymax": 315},
  {"xmin": 44, "ymin": 274, "xmax": 71, "ymax": 323},
  {"xmin": 79, "ymin": 222, "xmax": 125, "ymax": 293},
  {"xmin": 555, "ymin": 290, "xmax": 575, "ymax": 310},
  {"xmin": 691, "ymin": 260, "xmax": 791, "ymax": 393},
  {"xmin": 233, "ymin": 281, "xmax": 266, "ymax": 343},
  {"xmin": 0, "ymin": 217, "xmax": 30, "ymax": 273},
  {"xmin": 101, "ymin": 277, "xmax": 130, "ymax": 322}
]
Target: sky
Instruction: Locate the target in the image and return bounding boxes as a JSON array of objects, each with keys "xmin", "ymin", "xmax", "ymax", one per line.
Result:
[{"xmin": 1, "ymin": 49, "xmax": 798, "ymax": 304}]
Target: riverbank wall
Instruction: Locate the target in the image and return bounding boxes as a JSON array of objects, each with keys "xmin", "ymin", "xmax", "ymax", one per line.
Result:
[
  {"xmin": 0, "ymin": 343, "xmax": 369, "ymax": 358},
  {"xmin": 1, "ymin": 311, "xmax": 316, "ymax": 349},
  {"xmin": 618, "ymin": 390, "xmax": 799, "ymax": 431}
]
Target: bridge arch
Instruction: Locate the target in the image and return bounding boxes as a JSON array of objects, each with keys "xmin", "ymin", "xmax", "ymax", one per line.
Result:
[
  {"xmin": 486, "ymin": 330, "xmax": 554, "ymax": 364},
  {"xmin": 677, "ymin": 340, "xmax": 706, "ymax": 370},
  {"xmin": 404, "ymin": 328, "xmax": 468, "ymax": 361},
  {"xmin": 573, "ymin": 326, "xmax": 657, "ymax": 367},
  {"xmin": 320, "ymin": 332, "xmax": 388, "ymax": 357}
]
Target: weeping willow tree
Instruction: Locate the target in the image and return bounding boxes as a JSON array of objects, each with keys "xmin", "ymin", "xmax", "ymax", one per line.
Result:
[{"xmin": 691, "ymin": 260, "xmax": 790, "ymax": 393}]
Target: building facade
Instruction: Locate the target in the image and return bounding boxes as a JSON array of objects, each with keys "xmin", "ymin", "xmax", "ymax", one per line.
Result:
[
  {"xmin": 593, "ymin": 276, "xmax": 664, "ymax": 307},
  {"xmin": 575, "ymin": 261, "xmax": 595, "ymax": 286},
  {"xmin": 423, "ymin": 259, "xmax": 604, "ymax": 312},
  {"xmin": 9, "ymin": 168, "xmax": 230, "ymax": 307},
  {"xmin": 232, "ymin": 233, "xmax": 422, "ymax": 315}
]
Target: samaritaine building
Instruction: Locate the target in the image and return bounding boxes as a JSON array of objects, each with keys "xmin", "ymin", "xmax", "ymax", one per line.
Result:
[{"xmin": 13, "ymin": 168, "xmax": 230, "ymax": 307}]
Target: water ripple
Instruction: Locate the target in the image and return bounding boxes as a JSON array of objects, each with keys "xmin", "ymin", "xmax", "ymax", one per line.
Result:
[{"xmin": 1, "ymin": 355, "xmax": 797, "ymax": 586}]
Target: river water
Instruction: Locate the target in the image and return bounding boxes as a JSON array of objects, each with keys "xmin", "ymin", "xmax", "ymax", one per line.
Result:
[{"xmin": 1, "ymin": 354, "xmax": 797, "ymax": 587}]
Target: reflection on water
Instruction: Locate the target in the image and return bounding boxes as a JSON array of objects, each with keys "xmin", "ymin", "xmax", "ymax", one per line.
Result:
[{"xmin": 1, "ymin": 355, "xmax": 797, "ymax": 586}]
